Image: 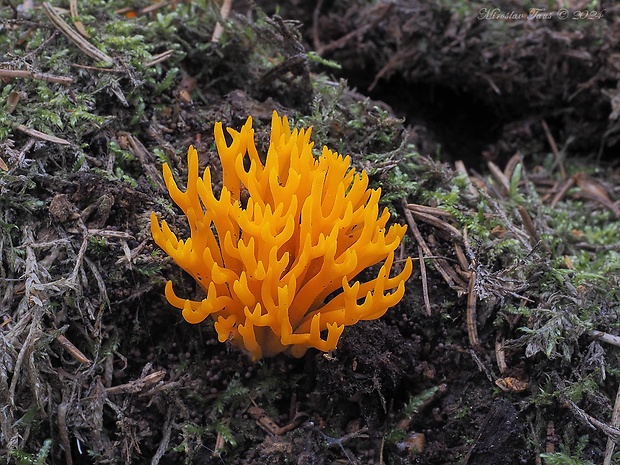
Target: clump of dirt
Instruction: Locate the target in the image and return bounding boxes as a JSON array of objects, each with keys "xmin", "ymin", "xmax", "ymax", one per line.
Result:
[{"xmin": 258, "ymin": 0, "xmax": 620, "ymax": 166}]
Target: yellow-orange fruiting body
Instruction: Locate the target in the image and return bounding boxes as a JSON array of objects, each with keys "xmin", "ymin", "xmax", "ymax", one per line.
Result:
[{"xmin": 150, "ymin": 111, "xmax": 413, "ymax": 360}]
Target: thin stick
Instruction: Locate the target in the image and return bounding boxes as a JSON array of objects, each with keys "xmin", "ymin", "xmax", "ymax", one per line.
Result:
[
  {"xmin": 454, "ymin": 160, "xmax": 479, "ymax": 198},
  {"xmin": 0, "ymin": 68, "xmax": 74, "ymax": 85},
  {"xmin": 604, "ymin": 383, "xmax": 620, "ymax": 465},
  {"xmin": 55, "ymin": 333, "xmax": 91, "ymax": 364},
  {"xmin": 401, "ymin": 200, "xmax": 467, "ymax": 294},
  {"xmin": 466, "ymin": 270, "xmax": 479, "ymax": 347},
  {"xmin": 495, "ymin": 334, "xmax": 507, "ymax": 374},
  {"xmin": 563, "ymin": 398, "xmax": 620, "ymax": 444},
  {"xmin": 517, "ymin": 205, "xmax": 538, "ymax": 242},
  {"xmin": 145, "ymin": 50, "xmax": 175, "ymax": 67},
  {"xmin": 549, "ymin": 176, "xmax": 575, "ymax": 206},
  {"xmin": 407, "ymin": 203, "xmax": 456, "ymax": 218},
  {"xmin": 418, "ymin": 245, "xmax": 431, "ymax": 316},
  {"xmin": 589, "ymin": 330, "xmax": 620, "ymax": 348},
  {"xmin": 211, "ymin": 0, "xmax": 233, "ymax": 44},
  {"xmin": 43, "ymin": 2, "xmax": 113, "ymax": 67},
  {"xmin": 151, "ymin": 406, "xmax": 174, "ymax": 465},
  {"xmin": 542, "ymin": 119, "xmax": 566, "ymax": 180},
  {"xmin": 407, "ymin": 207, "xmax": 463, "ymax": 241},
  {"xmin": 312, "ymin": 0, "xmax": 325, "ymax": 51},
  {"xmin": 14, "ymin": 124, "xmax": 70, "ymax": 145},
  {"xmin": 69, "ymin": 0, "xmax": 91, "ymax": 38},
  {"xmin": 487, "ymin": 160, "xmax": 510, "ymax": 196}
]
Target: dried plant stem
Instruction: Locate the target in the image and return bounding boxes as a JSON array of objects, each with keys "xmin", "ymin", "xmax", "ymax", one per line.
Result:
[
  {"xmin": 563, "ymin": 398, "xmax": 620, "ymax": 444},
  {"xmin": 418, "ymin": 245, "xmax": 431, "ymax": 316},
  {"xmin": 550, "ymin": 176, "xmax": 575, "ymax": 206},
  {"xmin": 517, "ymin": 205, "xmax": 550, "ymax": 253},
  {"xmin": 55, "ymin": 334, "xmax": 91, "ymax": 364},
  {"xmin": 542, "ymin": 119, "xmax": 566, "ymax": 180},
  {"xmin": 211, "ymin": 0, "xmax": 233, "ymax": 43},
  {"xmin": 151, "ymin": 406, "xmax": 174, "ymax": 465},
  {"xmin": 466, "ymin": 270, "xmax": 479, "ymax": 347},
  {"xmin": 495, "ymin": 334, "xmax": 507, "ymax": 374},
  {"xmin": 57, "ymin": 400, "xmax": 74, "ymax": 465},
  {"xmin": 401, "ymin": 199, "xmax": 467, "ymax": 294},
  {"xmin": 43, "ymin": 2, "xmax": 113, "ymax": 67},
  {"xmin": 488, "ymin": 161, "xmax": 510, "ymax": 196},
  {"xmin": 589, "ymin": 330, "xmax": 620, "ymax": 347},
  {"xmin": 69, "ymin": 0, "xmax": 90, "ymax": 38},
  {"xmin": 407, "ymin": 204, "xmax": 463, "ymax": 240},
  {"xmin": 0, "ymin": 68, "xmax": 74, "ymax": 84},
  {"xmin": 14, "ymin": 123, "xmax": 70, "ymax": 145},
  {"xmin": 604, "ymin": 383, "xmax": 620, "ymax": 465},
  {"xmin": 454, "ymin": 160, "xmax": 479, "ymax": 197}
]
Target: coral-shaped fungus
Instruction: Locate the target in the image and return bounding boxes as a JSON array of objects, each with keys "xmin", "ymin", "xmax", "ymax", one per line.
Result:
[{"xmin": 150, "ymin": 111, "xmax": 413, "ymax": 360}]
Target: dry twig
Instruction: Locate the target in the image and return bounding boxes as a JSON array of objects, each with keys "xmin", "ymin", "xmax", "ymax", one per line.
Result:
[
  {"xmin": 466, "ymin": 270, "xmax": 479, "ymax": 347},
  {"xmin": 14, "ymin": 124, "xmax": 70, "ymax": 145},
  {"xmin": 211, "ymin": 0, "xmax": 233, "ymax": 43},
  {"xmin": 604, "ymin": 384, "xmax": 620, "ymax": 465},
  {"xmin": 542, "ymin": 119, "xmax": 566, "ymax": 180},
  {"xmin": 418, "ymin": 245, "xmax": 431, "ymax": 316},
  {"xmin": 401, "ymin": 200, "xmax": 467, "ymax": 294},
  {"xmin": 0, "ymin": 68, "xmax": 74, "ymax": 84},
  {"xmin": 43, "ymin": 2, "xmax": 114, "ymax": 67},
  {"xmin": 563, "ymin": 398, "xmax": 620, "ymax": 444},
  {"xmin": 69, "ymin": 0, "xmax": 90, "ymax": 38}
]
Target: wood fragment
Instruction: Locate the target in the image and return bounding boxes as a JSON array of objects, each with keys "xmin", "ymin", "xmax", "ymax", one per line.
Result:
[
  {"xmin": 141, "ymin": 1, "xmax": 170, "ymax": 14},
  {"xmin": 151, "ymin": 406, "xmax": 174, "ymax": 465},
  {"xmin": 517, "ymin": 205, "xmax": 550, "ymax": 253},
  {"xmin": 495, "ymin": 377, "xmax": 528, "ymax": 392},
  {"xmin": 516, "ymin": 205, "xmax": 540, "ymax": 245},
  {"xmin": 453, "ymin": 243, "xmax": 469, "ymax": 274},
  {"xmin": 407, "ymin": 203, "xmax": 456, "ymax": 218},
  {"xmin": 427, "ymin": 234, "xmax": 468, "ymax": 289},
  {"xmin": 248, "ymin": 405, "xmax": 282, "ymax": 435},
  {"xmin": 43, "ymin": 2, "xmax": 113, "ymax": 67},
  {"xmin": 120, "ymin": 132, "xmax": 166, "ymax": 192},
  {"xmin": 574, "ymin": 173, "xmax": 620, "ymax": 217}
]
